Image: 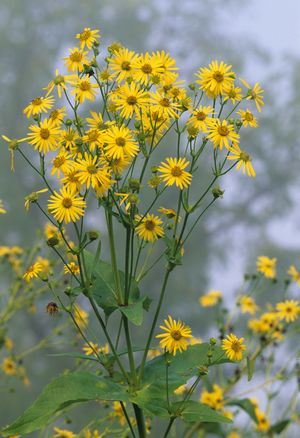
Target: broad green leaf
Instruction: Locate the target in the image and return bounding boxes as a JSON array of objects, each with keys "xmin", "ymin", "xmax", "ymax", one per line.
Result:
[
  {"xmin": 142, "ymin": 344, "xmax": 231, "ymax": 390},
  {"xmin": 172, "ymin": 401, "xmax": 232, "ymax": 423},
  {"xmin": 119, "ymin": 297, "xmax": 149, "ymax": 326},
  {"xmin": 268, "ymin": 419, "xmax": 290, "ymax": 435},
  {"xmin": 226, "ymin": 398, "xmax": 257, "ymax": 423},
  {"xmin": 247, "ymin": 355, "xmax": 255, "ymax": 381},
  {"xmin": 2, "ymin": 372, "xmax": 128, "ymax": 436}
]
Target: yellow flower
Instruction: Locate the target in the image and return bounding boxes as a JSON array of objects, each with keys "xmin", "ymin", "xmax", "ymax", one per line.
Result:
[
  {"xmin": 223, "ymin": 86, "xmax": 242, "ymax": 104},
  {"xmin": 53, "ymin": 427, "xmax": 76, "ymax": 438},
  {"xmin": 83, "ymin": 342, "xmax": 109, "ymax": 356},
  {"xmin": 70, "ymin": 76, "xmax": 98, "ymax": 104},
  {"xmin": 36, "ymin": 256, "xmax": 51, "ymax": 275},
  {"xmin": 84, "ymin": 430, "xmax": 103, "ymax": 438},
  {"xmin": 256, "ymin": 256, "xmax": 277, "ymax": 279},
  {"xmin": 110, "ymin": 156, "xmax": 131, "ymax": 175},
  {"xmin": 74, "ymin": 305, "xmax": 89, "ymax": 329},
  {"xmin": 103, "ymin": 125, "xmax": 139, "ymax": 160},
  {"xmin": 24, "ymin": 188, "xmax": 48, "ymax": 211},
  {"xmin": 64, "ymin": 262, "xmax": 80, "ymax": 275},
  {"xmin": 44, "ymin": 69, "xmax": 74, "ymax": 98},
  {"xmin": 51, "ymin": 150, "xmax": 74, "ymax": 178},
  {"xmin": 132, "ymin": 52, "xmax": 163, "ymax": 85},
  {"xmin": 189, "ymin": 337, "xmax": 202, "ymax": 345},
  {"xmin": 200, "ymin": 384, "xmax": 224, "ymax": 410},
  {"xmin": 61, "ymin": 128, "xmax": 80, "ymax": 153},
  {"xmin": 64, "ymin": 47, "xmax": 89, "ymax": 72},
  {"xmin": 255, "ymin": 409, "xmax": 270, "ymax": 432},
  {"xmin": 288, "ymin": 265, "xmax": 300, "ymax": 286},
  {"xmin": 135, "ymin": 213, "xmax": 164, "ymax": 242},
  {"xmin": 199, "ymin": 290, "xmax": 222, "ymax": 307},
  {"xmin": 4, "ymin": 337, "xmax": 13, "ymax": 351},
  {"xmin": 238, "ymin": 295, "xmax": 259, "ymax": 314},
  {"xmin": 111, "ymin": 82, "xmax": 149, "ymax": 119},
  {"xmin": 227, "ymin": 432, "xmax": 241, "ymax": 438},
  {"xmin": 276, "ymin": 300, "xmax": 300, "ymax": 323},
  {"xmin": 75, "ymin": 153, "xmax": 112, "ymax": 189},
  {"xmin": 108, "ymin": 47, "xmax": 138, "ymax": 82},
  {"xmin": 76, "ymin": 28, "xmax": 100, "ymax": 49},
  {"xmin": 240, "ymin": 79, "xmax": 264, "ymax": 112},
  {"xmin": 86, "ymin": 111, "xmax": 105, "ymax": 130},
  {"xmin": 187, "ymin": 105, "xmax": 214, "ymax": 132},
  {"xmin": 221, "ymin": 333, "xmax": 246, "ymax": 361},
  {"xmin": 27, "ymin": 119, "xmax": 61, "ymax": 154},
  {"xmin": 111, "ymin": 401, "xmax": 127, "ymax": 426},
  {"xmin": 174, "ymin": 384, "xmax": 188, "ymax": 395},
  {"xmin": 237, "ymin": 109, "xmax": 258, "ymax": 128},
  {"xmin": 151, "ymin": 50, "xmax": 178, "ymax": 85},
  {"xmin": 158, "ymin": 207, "xmax": 179, "ymax": 221},
  {"xmin": 156, "ymin": 315, "xmax": 192, "ymax": 355},
  {"xmin": 0, "ymin": 199, "xmax": 7, "ymax": 214},
  {"xmin": 2, "ymin": 357, "xmax": 18, "ymax": 376},
  {"xmin": 23, "ymin": 262, "xmax": 43, "ymax": 282},
  {"xmin": 82, "ymin": 129, "xmax": 104, "ymax": 152},
  {"xmin": 206, "ymin": 119, "xmax": 240, "ymax": 150},
  {"xmin": 227, "ymin": 143, "xmax": 256, "ymax": 177},
  {"xmin": 23, "ymin": 95, "xmax": 54, "ymax": 118},
  {"xmin": 44, "ymin": 222, "xmax": 60, "ymax": 240},
  {"xmin": 157, "ymin": 157, "xmax": 192, "ymax": 190},
  {"xmin": 147, "ymin": 348, "xmax": 162, "ymax": 359},
  {"xmin": 196, "ymin": 61, "xmax": 235, "ymax": 98},
  {"xmin": 49, "ymin": 107, "xmax": 67, "ymax": 126},
  {"xmin": 48, "ymin": 186, "xmax": 86, "ymax": 223},
  {"xmin": 150, "ymin": 91, "xmax": 180, "ymax": 119}
]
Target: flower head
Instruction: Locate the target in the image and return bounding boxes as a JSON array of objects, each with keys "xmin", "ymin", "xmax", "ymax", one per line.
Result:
[
  {"xmin": 199, "ymin": 290, "xmax": 223, "ymax": 307},
  {"xmin": 76, "ymin": 28, "xmax": 100, "ymax": 49},
  {"xmin": 156, "ymin": 315, "xmax": 192, "ymax": 355},
  {"xmin": 196, "ymin": 61, "xmax": 235, "ymax": 98},
  {"xmin": 157, "ymin": 157, "xmax": 192, "ymax": 190},
  {"xmin": 221, "ymin": 333, "xmax": 246, "ymax": 361},
  {"xmin": 227, "ymin": 143, "xmax": 256, "ymax": 177},
  {"xmin": 23, "ymin": 262, "xmax": 43, "ymax": 282},
  {"xmin": 206, "ymin": 119, "xmax": 240, "ymax": 150},
  {"xmin": 27, "ymin": 119, "xmax": 61, "ymax": 154},
  {"xmin": 135, "ymin": 213, "xmax": 164, "ymax": 242},
  {"xmin": 48, "ymin": 186, "xmax": 86, "ymax": 223},
  {"xmin": 64, "ymin": 47, "xmax": 89, "ymax": 72},
  {"xmin": 276, "ymin": 300, "xmax": 300, "ymax": 323},
  {"xmin": 256, "ymin": 256, "xmax": 277, "ymax": 279},
  {"xmin": 23, "ymin": 95, "xmax": 54, "ymax": 118}
]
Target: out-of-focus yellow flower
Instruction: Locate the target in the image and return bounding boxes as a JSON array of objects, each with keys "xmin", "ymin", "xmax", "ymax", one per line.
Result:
[
  {"xmin": 256, "ymin": 256, "xmax": 277, "ymax": 279},
  {"xmin": 199, "ymin": 290, "xmax": 222, "ymax": 307}
]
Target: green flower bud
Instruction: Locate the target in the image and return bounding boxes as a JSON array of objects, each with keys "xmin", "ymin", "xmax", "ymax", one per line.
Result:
[
  {"xmin": 87, "ymin": 230, "xmax": 100, "ymax": 241},
  {"xmin": 212, "ymin": 186, "xmax": 225, "ymax": 199},
  {"xmin": 188, "ymin": 83, "xmax": 196, "ymax": 90},
  {"xmin": 210, "ymin": 337, "xmax": 217, "ymax": 346},
  {"xmin": 128, "ymin": 178, "xmax": 140, "ymax": 192},
  {"xmin": 65, "ymin": 119, "xmax": 73, "ymax": 127}
]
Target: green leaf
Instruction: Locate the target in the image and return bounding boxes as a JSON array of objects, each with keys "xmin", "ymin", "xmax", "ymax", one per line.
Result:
[
  {"xmin": 172, "ymin": 401, "xmax": 232, "ymax": 423},
  {"xmin": 142, "ymin": 344, "xmax": 231, "ymax": 390},
  {"xmin": 226, "ymin": 398, "xmax": 257, "ymax": 423},
  {"xmin": 247, "ymin": 355, "xmax": 255, "ymax": 381},
  {"xmin": 268, "ymin": 419, "xmax": 290, "ymax": 435},
  {"xmin": 119, "ymin": 297, "xmax": 149, "ymax": 326},
  {"xmin": 2, "ymin": 372, "xmax": 128, "ymax": 436}
]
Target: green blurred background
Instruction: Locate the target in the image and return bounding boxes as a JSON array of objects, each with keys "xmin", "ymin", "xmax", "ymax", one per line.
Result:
[{"xmin": 1, "ymin": 0, "xmax": 300, "ymax": 435}]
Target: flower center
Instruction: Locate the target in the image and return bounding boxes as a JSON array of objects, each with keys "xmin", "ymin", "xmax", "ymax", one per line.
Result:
[
  {"xmin": 80, "ymin": 30, "xmax": 91, "ymax": 41},
  {"xmin": 141, "ymin": 63, "xmax": 152, "ymax": 74},
  {"xmin": 70, "ymin": 51, "xmax": 83, "ymax": 62},
  {"xmin": 31, "ymin": 97, "xmax": 42, "ymax": 106},
  {"xmin": 218, "ymin": 126, "xmax": 229, "ymax": 136},
  {"xmin": 231, "ymin": 341, "xmax": 242, "ymax": 353},
  {"xmin": 159, "ymin": 98, "xmax": 170, "ymax": 107},
  {"xmin": 196, "ymin": 111, "xmax": 206, "ymax": 121},
  {"xmin": 244, "ymin": 112, "xmax": 254, "ymax": 121},
  {"xmin": 50, "ymin": 110, "xmax": 59, "ymax": 120},
  {"xmin": 121, "ymin": 61, "xmax": 131, "ymax": 71},
  {"xmin": 88, "ymin": 130, "xmax": 99, "ymax": 141},
  {"xmin": 240, "ymin": 152, "xmax": 250, "ymax": 162},
  {"xmin": 228, "ymin": 89, "xmax": 236, "ymax": 98},
  {"xmin": 286, "ymin": 307, "xmax": 292, "ymax": 313},
  {"xmin": 171, "ymin": 166, "xmax": 183, "ymax": 177},
  {"xmin": 127, "ymin": 95, "xmax": 137, "ymax": 105},
  {"xmin": 67, "ymin": 172, "xmax": 79, "ymax": 183},
  {"xmin": 65, "ymin": 132, "xmax": 75, "ymax": 141},
  {"xmin": 145, "ymin": 220, "xmax": 155, "ymax": 231},
  {"xmin": 40, "ymin": 128, "xmax": 50, "ymax": 139},
  {"xmin": 87, "ymin": 165, "xmax": 98, "ymax": 174},
  {"xmin": 171, "ymin": 330, "xmax": 182, "ymax": 341},
  {"xmin": 53, "ymin": 156, "xmax": 66, "ymax": 168},
  {"xmin": 80, "ymin": 81, "xmax": 91, "ymax": 91},
  {"xmin": 62, "ymin": 197, "xmax": 73, "ymax": 208},
  {"xmin": 213, "ymin": 71, "xmax": 224, "ymax": 82},
  {"xmin": 54, "ymin": 75, "xmax": 65, "ymax": 85},
  {"xmin": 115, "ymin": 137, "xmax": 126, "ymax": 147}
]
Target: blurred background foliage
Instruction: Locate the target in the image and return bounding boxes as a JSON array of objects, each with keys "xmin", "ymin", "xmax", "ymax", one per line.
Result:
[{"xmin": 0, "ymin": 0, "xmax": 299, "ymax": 434}]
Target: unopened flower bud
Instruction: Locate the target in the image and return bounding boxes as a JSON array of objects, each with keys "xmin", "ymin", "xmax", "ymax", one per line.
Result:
[
  {"xmin": 128, "ymin": 178, "xmax": 140, "ymax": 192},
  {"xmin": 210, "ymin": 337, "xmax": 217, "ymax": 346},
  {"xmin": 8, "ymin": 140, "xmax": 19, "ymax": 151},
  {"xmin": 228, "ymin": 118, "xmax": 235, "ymax": 125},
  {"xmin": 65, "ymin": 119, "xmax": 73, "ymax": 126},
  {"xmin": 128, "ymin": 194, "xmax": 139, "ymax": 205},
  {"xmin": 188, "ymin": 83, "xmax": 196, "ymax": 91},
  {"xmin": 198, "ymin": 366, "xmax": 208, "ymax": 375},
  {"xmin": 87, "ymin": 230, "xmax": 100, "ymax": 241},
  {"xmin": 236, "ymin": 119, "xmax": 243, "ymax": 128},
  {"xmin": 212, "ymin": 186, "xmax": 224, "ymax": 199},
  {"xmin": 148, "ymin": 176, "xmax": 161, "ymax": 189},
  {"xmin": 33, "ymin": 115, "xmax": 40, "ymax": 122},
  {"xmin": 47, "ymin": 236, "xmax": 59, "ymax": 247}
]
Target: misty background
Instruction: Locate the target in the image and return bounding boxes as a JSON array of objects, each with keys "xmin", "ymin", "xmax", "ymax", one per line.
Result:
[{"xmin": 0, "ymin": 0, "xmax": 299, "ymax": 435}]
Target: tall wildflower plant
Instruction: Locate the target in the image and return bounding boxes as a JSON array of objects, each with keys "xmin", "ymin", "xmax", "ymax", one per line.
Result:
[{"xmin": 1, "ymin": 28, "xmax": 299, "ymax": 437}]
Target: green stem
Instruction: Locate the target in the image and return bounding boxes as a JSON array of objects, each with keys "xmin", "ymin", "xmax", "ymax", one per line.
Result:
[
  {"xmin": 133, "ymin": 404, "xmax": 146, "ymax": 438},
  {"xmin": 163, "ymin": 418, "xmax": 176, "ymax": 438}
]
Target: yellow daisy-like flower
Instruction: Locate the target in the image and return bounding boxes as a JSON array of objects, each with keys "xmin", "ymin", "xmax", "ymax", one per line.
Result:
[
  {"xmin": 44, "ymin": 69, "xmax": 74, "ymax": 98},
  {"xmin": 108, "ymin": 47, "xmax": 138, "ymax": 82},
  {"xmin": 187, "ymin": 105, "xmax": 214, "ymax": 132},
  {"xmin": 158, "ymin": 207, "xmax": 179, "ymax": 221},
  {"xmin": 199, "ymin": 290, "xmax": 223, "ymax": 307},
  {"xmin": 23, "ymin": 95, "xmax": 54, "ymax": 118},
  {"xmin": 70, "ymin": 76, "xmax": 98, "ymax": 104},
  {"xmin": 51, "ymin": 150, "xmax": 74, "ymax": 178},
  {"xmin": 135, "ymin": 213, "xmax": 164, "ymax": 242},
  {"xmin": 156, "ymin": 315, "xmax": 192, "ymax": 356},
  {"xmin": 151, "ymin": 50, "xmax": 178, "ymax": 85},
  {"xmin": 48, "ymin": 186, "xmax": 86, "ymax": 224},
  {"xmin": 64, "ymin": 47, "xmax": 89, "ymax": 72},
  {"xmin": 240, "ymin": 79, "xmax": 264, "ymax": 112},
  {"xmin": 200, "ymin": 384, "xmax": 224, "ymax": 410},
  {"xmin": 74, "ymin": 305, "xmax": 89, "ymax": 329},
  {"xmin": 206, "ymin": 119, "xmax": 240, "ymax": 150},
  {"xmin": 60, "ymin": 169, "xmax": 82, "ymax": 193},
  {"xmin": 221, "ymin": 333, "xmax": 246, "ymax": 361},
  {"xmin": 288, "ymin": 265, "xmax": 300, "ymax": 286},
  {"xmin": 196, "ymin": 60, "xmax": 235, "ymax": 98},
  {"xmin": 44, "ymin": 222, "xmax": 60, "ymax": 240},
  {"xmin": 84, "ymin": 429, "xmax": 103, "ymax": 438},
  {"xmin": 83, "ymin": 342, "xmax": 109, "ymax": 356},
  {"xmin": 75, "ymin": 153, "xmax": 111, "ymax": 189},
  {"xmin": 103, "ymin": 125, "xmax": 139, "ymax": 160},
  {"xmin": 27, "ymin": 118, "xmax": 61, "ymax": 154},
  {"xmin": 64, "ymin": 262, "xmax": 80, "ymax": 275},
  {"xmin": 238, "ymin": 295, "xmax": 259, "ymax": 314},
  {"xmin": 76, "ymin": 28, "xmax": 100, "ymax": 49},
  {"xmin": 157, "ymin": 157, "xmax": 192, "ymax": 190},
  {"xmin": 110, "ymin": 156, "xmax": 132, "ymax": 175},
  {"xmin": 237, "ymin": 109, "xmax": 258, "ymax": 128},
  {"xmin": 61, "ymin": 128, "xmax": 80, "ymax": 152},
  {"xmin": 2, "ymin": 357, "xmax": 18, "ymax": 376},
  {"xmin": 82, "ymin": 128, "xmax": 104, "ymax": 152},
  {"xmin": 53, "ymin": 427, "xmax": 76, "ymax": 438},
  {"xmin": 0, "ymin": 199, "xmax": 7, "ymax": 214},
  {"xmin": 23, "ymin": 262, "xmax": 43, "ymax": 282},
  {"xmin": 111, "ymin": 82, "xmax": 149, "ymax": 119},
  {"xmin": 227, "ymin": 143, "xmax": 256, "ymax": 177},
  {"xmin": 223, "ymin": 86, "xmax": 242, "ymax": 104},
  {"xmin": 150, "ymin": 91, "xmax": 180, "ymax": 119},
  {"xmin": 49, "ymin": 107, "xmax": 67, "ymax": 126},
  {"xmin": 24, "ymin": 188, "xmax": 48, "ymax": 211},
  {"xmin": 36, "ymin": 256, "xmax": 51, "ymax": 275},
  {"xmin": 132, "ymin": 52, "xmax": 163, "ymax": 85},
  {"xmin": 256, "ymin": 256, "xmax": 277, "ymax": 279},
  {"xmin": 255, "ymin": 409, "xmax": 270, "ymax": 432},
  {"xmin": 276, "ymin": 300, "xmax": 300, "ymax": 323}
]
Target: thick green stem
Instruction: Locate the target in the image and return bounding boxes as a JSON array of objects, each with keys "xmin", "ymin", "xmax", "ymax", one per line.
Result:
[{"xmin": 133, "ymin": 404, "xmax": 146, "ymax": 438}]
